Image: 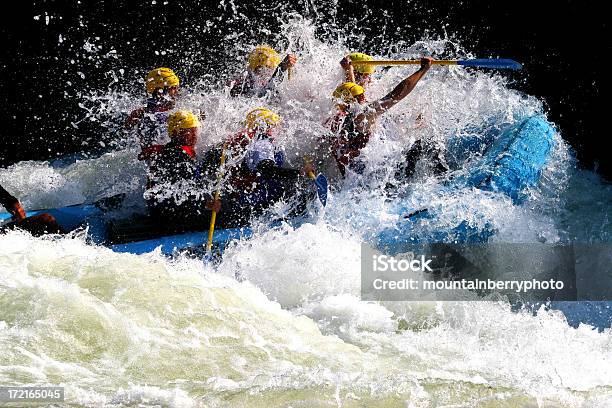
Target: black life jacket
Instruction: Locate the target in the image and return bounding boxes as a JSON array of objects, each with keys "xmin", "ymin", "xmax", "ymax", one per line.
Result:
[
  {"xmin": 329, "ymin": 110, "xmax": 371, "ymax": 176},
  {"xmin": 146, "ymin": 142, "xmax": 198, "ymax": 195}
]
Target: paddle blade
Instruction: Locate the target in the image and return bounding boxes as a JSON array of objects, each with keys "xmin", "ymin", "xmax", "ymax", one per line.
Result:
[
  {"xmin": 457, "ymin": 59, "xmax": 522, "ymax": 70},
  {"xmin": 202, "ymin": 243, "xmax": 223, "ymax": 264},
  {"xmin": 314, "ymin": 173, "xmax": 328, "ymax": 207}
]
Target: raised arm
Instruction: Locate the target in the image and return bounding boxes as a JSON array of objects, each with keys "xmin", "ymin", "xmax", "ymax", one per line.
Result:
[
  {"xmin": 124, "ymin": 107, "xmax": 145, "ymax": 129},
  {"xmin": 375, "ymin": 57, "xmax": 433, "ymax": 113},
  {"xmin": 353, "ymin": 57, "xmax": 432, "ymax": 135},
  {"xmin": 340, "ymin": 56, "xmax": 356, "ymax": 83},
  {"xmin": 258, "ymin": 54, "xmax": 298, "ymax": 97}
]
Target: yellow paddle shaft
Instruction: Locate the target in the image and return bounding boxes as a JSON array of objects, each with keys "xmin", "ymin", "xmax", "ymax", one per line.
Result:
[
  {"xmin": 303, "ymin": 155, "xmax": 315, "ymax": 180},
  {"xmin": 354, "ymin": 60, "xmax": 459, "ymax": 66},
  {"xmin": 206, "ymin": 146, "xmax": 227, "ymax": 252}
]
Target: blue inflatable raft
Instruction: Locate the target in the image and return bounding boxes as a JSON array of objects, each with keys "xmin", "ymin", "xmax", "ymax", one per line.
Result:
[
  {"xmin": 0, "ymin": 198, "xmax": 253, "ymax": 255},
  {"xmin": 377, "ymin": 115, "xmax": 557, "ymax": 252},
  {"xmin": 2, "ymin": 115, "xmax": 556, "ymax": 256}
]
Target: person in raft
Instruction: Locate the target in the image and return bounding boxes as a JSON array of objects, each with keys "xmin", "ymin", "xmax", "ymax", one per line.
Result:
[
  {"xmin": 229, "ymin": 45, "xmax": 297, "ymax": 98},
  {"xmin": 199, "ymin": 107, "xmax": 317, "ymax": 226},
  {"xmin": 324, "ymin": 57, "xmax": 448, "ymax": 178},
  {"xmin": 144, "ymin": 110, "xmax": 221, "ymax": 232},
  {"xmin": 339, "ymin": 52, "xmax": 378, "ymax": 89},
  {"xmin": 125, "ymin": 67, "xmax": 181, "ymax": 159}
]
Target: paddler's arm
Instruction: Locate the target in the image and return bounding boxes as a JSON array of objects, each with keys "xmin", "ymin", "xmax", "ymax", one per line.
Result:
[
  {"xmin": 124, "ymin": 108, "xmax": 145, "ymax": 129},
  {"xmin": 354, "ymin": 57, "xmax": 432, "ymax": 135},
  {"xmin": 340, "ymin": 56, "xmax": 356, "ymax": 83},
  {"xmin": 0, "ymin": 184, "xmax": 26, "ymax": 221},
  {"xmin": 259, "ymin": 54, "xmax": 298, "ymax": 97},
  {"xmin": 374, "ymin": 56, "xmax": 433, "ymax": 114},
  {"xmin": 277, "ymin": 54, "xmax": 297, "ymax": 79}
]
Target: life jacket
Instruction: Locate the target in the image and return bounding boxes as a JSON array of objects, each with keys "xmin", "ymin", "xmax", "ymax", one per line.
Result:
[
  {"xmin": 126, "ymin": 98, "xmax": 173, "ymax": 150},
  {"xmin": 179, "ymin": 145, "xmax": 196, "ymax": 158},
  {"xmin": 328, "ymin": 110, "xmax": 371, "ymax": 176},
  {"xmin": 239, "ymin": 136, "xmax": 290, "ymax": 210},
  {"xmin": 138, "ymin": 144, "xmax": 194, "ymax": 161},
  {"xmin": 139, "ymin": 110, "xmax": 171, "ymax": 149},
  {"xmin": 228, "ymin": 72, "xmax": 256, "ymax": 97},
  {"xmin": 244, "ymin": 137, "xmax": 285, "ymax": 171},
  {"xmin": 223, "ymin": 131, "xmax": 284, "ymax": 196},
  {"xmin": 144, "ymin": 143, "xmax": 197, "ymax": 191}
]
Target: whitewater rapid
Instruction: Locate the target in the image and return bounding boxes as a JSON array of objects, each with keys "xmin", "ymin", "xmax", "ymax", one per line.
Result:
[
  {"xmin": 1, "ymin": 14, "xmax": 612, "ymax": 408},
  {"xmin": 1, "ymin": 228, "xmax": 611, "ymax": 406}
]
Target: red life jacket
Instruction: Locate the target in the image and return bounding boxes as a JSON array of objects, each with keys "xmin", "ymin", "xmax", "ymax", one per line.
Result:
[
  {"xmin": 180, "ymin": 145, "xmax": 196, "ymax": 158},
  {"xmin": 139, "ymin": 144, "xmax": 195, "ymax": 161},
  {"xmin": 138, "ymin": 144, "xmax": 164, "ymax": 161}
]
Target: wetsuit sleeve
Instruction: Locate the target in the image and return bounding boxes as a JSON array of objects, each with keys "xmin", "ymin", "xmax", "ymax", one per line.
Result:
[
  {"xmin": 0, "ymin": 184, "xmax": 19, "ymax": 212},
  {"xmin": 125, "ymin": 108, "xmax": 145, "ymax": 129},
  {"xmin": 256, "ymin": 160, "xmax": 301, "ymax": 182}
]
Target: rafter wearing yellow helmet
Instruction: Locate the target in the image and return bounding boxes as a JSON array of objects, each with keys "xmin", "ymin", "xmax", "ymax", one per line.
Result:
[
  {"xmin": 332, "ymin": 82, "xmax": 365, "ymax": 104},
  {"xmin": 326, "ymin": 57, "xmax": 434, "ymax": 177},
  {"xmin": 126, "ymin": 67, "xmax": 180, "ymax": 153},
  {"xmin": 340, "ymin": 53, "xmax": 376, "ymax": 88},
  {"xmin": 244, "ymin": 107, "xmax": 281, "ymax": 131},
  {"xmin": 248, "ymin": 46, "xmax": 281, "ymax": 71},
  {"xmin": 146, "ymin": 67, "xmax": 180, "ymax": 94},
  {"xmin": 168, "ymin": 110, "xmax": 200, "ymax": 136},
  {"xmin": 349, "ymin": 52, "xmax": 376, "ymax": 74},
  {"xmin": 229, "ymin": 45, "xmax": 297, "ymax": 97}
]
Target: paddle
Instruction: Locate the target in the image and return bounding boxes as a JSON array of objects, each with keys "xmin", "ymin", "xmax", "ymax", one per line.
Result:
[
  {"xmin": 303, "ymin": 156, "xmax": 328, "ymax": 206},
  {"xmin": 354, "ymin": 58, "xmax": 522, "ymax": 70},
  {"xmin": 404, "ymin": 208, "xmax": 428, "ymax": 219},
  {"xmin": 206, "ymin": 145, "xmax": 227, "ymax": 253},
  {"xmin": 308, "ymin": 172, "xmax": 328, "ymax": 207}
]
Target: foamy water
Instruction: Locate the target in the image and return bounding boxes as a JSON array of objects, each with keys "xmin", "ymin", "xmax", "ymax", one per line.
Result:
[
  {"xmin": 1, "ymin": 13, "xmax": 612, "ymax": 408},
  {"xmin": 2, "ymin": 231, "xmax": 611, "ymax": 407}
]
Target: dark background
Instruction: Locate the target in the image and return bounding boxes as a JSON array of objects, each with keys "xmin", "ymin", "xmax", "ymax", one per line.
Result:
[{"xmin": 0, "ymin": 0, "xmax": 608, "ymax": 178}]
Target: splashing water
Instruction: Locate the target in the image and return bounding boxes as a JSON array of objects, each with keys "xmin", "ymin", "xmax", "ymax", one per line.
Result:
[
  {"xmin": 2, "ymin": 13, "xmax": 612, "ymax": 408},
  {"xmin": 2, "ymin": 230, "xmax": 611, "ymax": 406}
]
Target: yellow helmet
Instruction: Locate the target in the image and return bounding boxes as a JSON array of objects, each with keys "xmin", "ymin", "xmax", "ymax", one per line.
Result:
[
  {"xmin": 332, "ymin": 82, "xmax": 365, "ymax": 103},
  {"xmin": 244, "ymin": 107, "xmax": 281, "ymax": 131},
  {"xmin": 248, "ymin": 45, "xmax": 281, "ymax": 71},
  {"xmin": 348, "ymin": 52, "xmax": 375, "ymax": 74},
  {"xmin": 146, "ymin": 67, "xmax": 180, "ymax": 94},
  {"xmin": 168, "ymin": 110, "xmax": 200, "ymax": 135}
]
